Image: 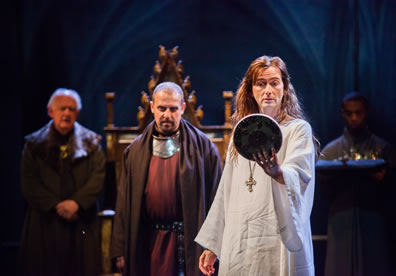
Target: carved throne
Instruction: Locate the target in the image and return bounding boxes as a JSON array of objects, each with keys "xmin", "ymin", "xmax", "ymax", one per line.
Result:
[
  {"xmin": 105, "ymin": 46, "xmax": 233, "ymax": 183},
  {"xmin": 99, "ymin": 46, "xmax": 233, "ymax": 275}
]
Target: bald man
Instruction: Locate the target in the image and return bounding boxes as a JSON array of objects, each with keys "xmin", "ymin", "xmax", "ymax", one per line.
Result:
[{"xmin": 110, "ymin": 82, "xmax": 222, "ymax": 276}]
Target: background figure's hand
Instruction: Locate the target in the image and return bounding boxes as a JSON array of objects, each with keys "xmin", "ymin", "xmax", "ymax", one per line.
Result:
[
  {"xmin": 56, "ymin": 199, "xmax": 79, "ymax": 221},
  {"xmin": 371, "ymin": 167, "xmax": 386, "ymax": 182},
  {"xmin": 199, "ymin": 249, "xmax": 216, "ymax": 275},
  {"xmin": 115, "ymin": 256, "xmax": 125, "ymax": 272},
  {"xmin": 253, "ymin": 148, "xmax": 285, "ymax": 184}
]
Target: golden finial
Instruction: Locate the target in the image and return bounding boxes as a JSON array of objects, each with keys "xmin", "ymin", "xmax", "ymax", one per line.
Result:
[
  {"xmin": 170, "ymin": 46, "xmax": 179, "ymax": 60},
  {"xmin": 176, "ymin": 60, "xmax": 184, "ymax": 76},
  {"xmin": 148, "ymin": 76, "xmax": 156, "ymax": 93},
  {"xmin": 153, "ymin": 60, "xmax": 161, "ymax": 75},
  {"xmin": 196, "ymin": 105, "xmax": 204, "ymax": 122},
  {"xmin": 182, "ymin": 75, "xmax": 191, "ymax": 92},
  {"xmin": 158, "ymin": 45, "xmax": 166, "ymax": 63}
]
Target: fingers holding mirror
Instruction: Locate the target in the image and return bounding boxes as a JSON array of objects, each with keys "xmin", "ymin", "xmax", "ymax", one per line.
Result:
[{"xmin": 253, "ymin": 147, "xmax": 284, "ymax": 183}]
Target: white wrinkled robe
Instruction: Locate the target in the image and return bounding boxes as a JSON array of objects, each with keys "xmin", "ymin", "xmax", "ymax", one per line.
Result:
[{"xmin": 195, "ymin": 119, "xmax": 315, "ymax": 276}]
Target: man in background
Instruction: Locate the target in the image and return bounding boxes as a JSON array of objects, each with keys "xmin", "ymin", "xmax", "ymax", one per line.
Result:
[
  {"xmin": 19, "ymin": 88, "xmax": 105, "ymax": 276},
  {"xmin": 110, "ymin": 82, "xmax": 222, "ymax": 276},
  {"xmin": 320, "ymin": 91, "xmax": 395, "ymax": 276}
]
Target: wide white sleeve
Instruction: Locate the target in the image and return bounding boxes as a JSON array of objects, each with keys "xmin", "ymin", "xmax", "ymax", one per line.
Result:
[
  {"xmin": 194, "ymin": 150, "xmax": 233, "ymax": 257},
  {"xmin": 272, "ymin": 121, "xmax": 315, "ymax": 252}
]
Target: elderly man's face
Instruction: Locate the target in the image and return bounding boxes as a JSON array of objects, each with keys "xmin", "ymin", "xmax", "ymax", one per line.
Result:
[
  {"xmin": 150, "ymin": 90, "xmax": 186, "ymax": 136},
  {"xmin": 342, "ymin": 100, "xmax": 368, "ymax": 132},
  {"xmin": 48, "ymin": 95, "xmax": 79, "ymax": 135},
  {"xmin": 252, "ymin": 66, "xmax": 284, "ymax": 116}
]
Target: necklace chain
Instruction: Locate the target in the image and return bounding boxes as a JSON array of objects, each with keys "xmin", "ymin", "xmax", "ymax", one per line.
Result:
[{"xmin": 246, "ymin": 161, "xmax": 257, "ymax": 192}]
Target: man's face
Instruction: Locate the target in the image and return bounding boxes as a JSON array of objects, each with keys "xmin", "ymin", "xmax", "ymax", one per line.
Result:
[
  {"xmin": 342, "ymin": 100, "xmax": 368, "ymax": 132},
  {"xmin": 252, "ymin": 66, "xmax": 284, "ymax": 115},
  {"xmin": 150, "ymin": 90, "xmax": 186, "ymax": 136},
  {"xmin": 48, "ymin": 95, "xmax": 79, "ymax": 135}
]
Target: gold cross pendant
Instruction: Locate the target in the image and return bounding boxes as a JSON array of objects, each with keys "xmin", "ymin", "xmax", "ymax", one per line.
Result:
[{"xmin": 245, "ymin": 176, "xmax": 256, "ymax": 192}]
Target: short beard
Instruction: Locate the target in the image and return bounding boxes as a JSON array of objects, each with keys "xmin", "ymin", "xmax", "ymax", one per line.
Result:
[{"xmin": 155, "ymin": 123, "xmax": 177, "ymax": 137}]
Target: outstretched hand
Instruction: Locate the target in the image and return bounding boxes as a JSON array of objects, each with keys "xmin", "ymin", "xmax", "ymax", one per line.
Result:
[
  {"xmin": 199, "ymin": 249, "xmax": 217, "ymax": 275},
  {"xmin": 253, "ymin": 147, "xmax": 285, "ymax": 184}
]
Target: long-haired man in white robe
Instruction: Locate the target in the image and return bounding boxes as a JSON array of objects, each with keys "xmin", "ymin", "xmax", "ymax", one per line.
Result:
[{"xmin": 195, "ymin": 55, "xmax": 319, "ymax": 276}]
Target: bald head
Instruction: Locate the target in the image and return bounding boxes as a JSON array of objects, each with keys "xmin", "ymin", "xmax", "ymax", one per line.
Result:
[{"xmin": 152, "ymin": 82, "xmax": 185, "ymax": 104}]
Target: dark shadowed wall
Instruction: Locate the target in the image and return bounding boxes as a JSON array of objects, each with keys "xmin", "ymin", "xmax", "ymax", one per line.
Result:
[{"xmin": 2, "ymin": 0, "xmax": 395, "ymax": 275}]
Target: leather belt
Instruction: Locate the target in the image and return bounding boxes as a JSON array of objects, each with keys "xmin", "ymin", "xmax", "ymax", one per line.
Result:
[
  {"xmin": 151, "ymin": 221, "xmax": 184, "ymax": 233},
  {"xmin": 151, "ymin": 221, "xmax": 185, "ymax": 275}
]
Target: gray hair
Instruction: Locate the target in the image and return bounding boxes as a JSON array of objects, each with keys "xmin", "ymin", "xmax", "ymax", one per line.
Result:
[
  {"xmin": 47, "ymin": 88, "xmax": 82, "ymax": 111},
  {"xmin": 152, "ymin": 82, "xmax": 185, "ymax": 104}
]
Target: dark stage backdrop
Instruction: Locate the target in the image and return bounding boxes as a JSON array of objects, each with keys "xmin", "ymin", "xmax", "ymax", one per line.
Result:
[{"xmin": 2, "ymin": 0, "xmax": 396, "ymax": 275}]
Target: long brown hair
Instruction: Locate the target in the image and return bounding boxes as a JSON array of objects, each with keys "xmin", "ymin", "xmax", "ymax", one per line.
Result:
[{"xmin": 230, "ymin": 55, "xmax": 319, "ymax": 160}]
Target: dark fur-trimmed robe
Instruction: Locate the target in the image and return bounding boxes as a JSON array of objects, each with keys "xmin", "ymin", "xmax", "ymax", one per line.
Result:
[
  {"xmin": 110, "ymin": 119, "xmax": 222, "ymax": 276},
  {"xmin": 19, "ymin": 121, "xmax": 105, "ymax": 276}
]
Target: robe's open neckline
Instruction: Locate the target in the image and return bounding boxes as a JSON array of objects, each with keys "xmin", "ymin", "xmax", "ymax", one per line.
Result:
[{"xmin": 280, "ymin": 118, "xmax": 299, "ymax": 127}]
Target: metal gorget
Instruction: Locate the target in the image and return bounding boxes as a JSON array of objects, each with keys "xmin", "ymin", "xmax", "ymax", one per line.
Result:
[{"xmin": 152, "ymin": 131, "xmax": 180, "ymax": 158}]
